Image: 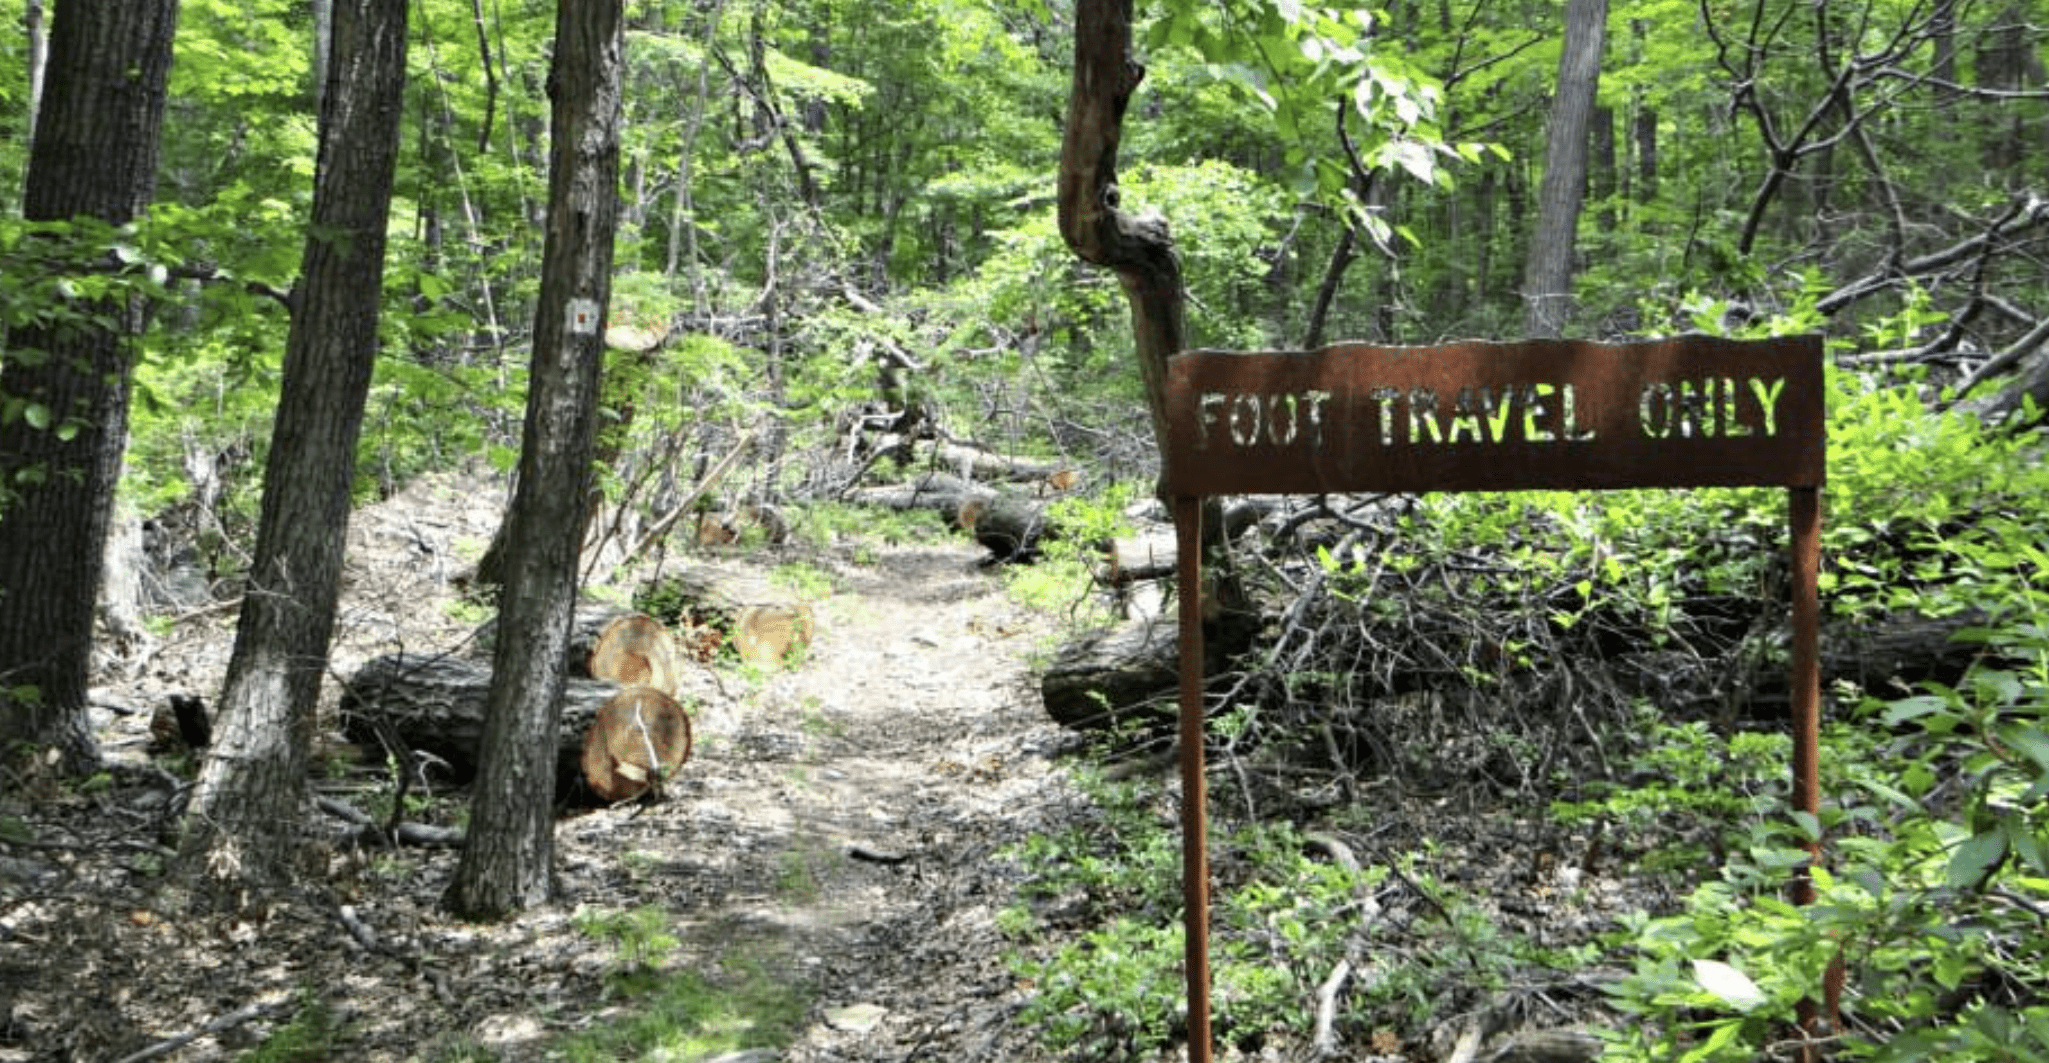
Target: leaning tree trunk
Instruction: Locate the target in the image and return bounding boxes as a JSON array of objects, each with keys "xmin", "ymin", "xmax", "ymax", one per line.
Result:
[
  {"xmin": 179, "ymin": 0, "xmax": 411, "ymax": 891},
  {"xmin": 0, "ymin": 0, "xmax": 178, "ymax": 775},
  {"xmin": 446, "ymin": 0, "xmax": 626, "ymax": 920}
]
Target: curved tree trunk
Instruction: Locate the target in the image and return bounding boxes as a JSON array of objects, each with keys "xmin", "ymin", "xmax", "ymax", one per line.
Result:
[
  {"xmin": 179, "ymin": 0, "xmax": 411, "ymax": 891},
  {"xmin": 1057, "ymin": 0, "xmax": 1186, "ymax": 448},
  {"xmin": 1058, "ymin": 0, "xmax": 1245, "ymax": 620},
  {"xmin": 0, "ymin": 0, "xmax": 178, "ymax": 775},
  {"xmin": 446, "ymin": 0, "xmax": 626, "ymax": 919}
]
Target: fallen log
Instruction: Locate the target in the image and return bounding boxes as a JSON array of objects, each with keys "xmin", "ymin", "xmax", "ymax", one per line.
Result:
[
  {"xmin": 958, "ymin": 495, "xmax": 1056, "ymax": 561},
  {"xmin": 908, "ymin": 439, "xmax": 1078, "ymax": 489},
  {"xmin": 845, "ymin": 472, "xmax": 997, "ymax": 528},
  {"xmin": 1040, "ymin": 602, "xmax": 1996, "ymax": 733},
  {"xmin": 734, "ymin": 603, "xmax": 814, "ymax": 669},
  {"xmin": 845, "ymin": 472, "xmax": 1059, "ymax": 561},
  {"xmin": 338, "ymin": 653, "xmax": 715, "ymax": 792},
  {"xmin": 588, "ymin": 613, "xmax": 685, "ymax": 692},
  {"xmin": 1039, "ymin": 620, "xmax": 1183, "ymax": 730}
]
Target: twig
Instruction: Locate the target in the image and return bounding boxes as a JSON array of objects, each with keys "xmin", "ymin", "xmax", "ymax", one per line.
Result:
[
  {"xmin": 110, "ymin": 998, "xmax": 290, "ymax": 1063},
  {"xmin": 630, "ymin": 427, "xmax": 760, "ymax": 558},
  {"xmin": 1311, "ymin": 957, "xmax": 1353, "ymax": 1056},
  {"xmin": 337, "ymin": 904, "xmax": 382, "ymax": 952},
  {"xmin": 1445, "ymin": 1022, "xmax": 1485, "ymax": 1063}
]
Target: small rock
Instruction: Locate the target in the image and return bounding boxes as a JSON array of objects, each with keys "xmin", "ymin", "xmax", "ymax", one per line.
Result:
[{"xmin": 823, "ymin": 1002, "xmax": 888, "ymax": 1033}]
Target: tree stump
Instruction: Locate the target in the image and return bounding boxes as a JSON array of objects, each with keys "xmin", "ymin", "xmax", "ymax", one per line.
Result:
[{"xmin": 581, "ymin": 686, "xmax": 693, "ymax": 803}]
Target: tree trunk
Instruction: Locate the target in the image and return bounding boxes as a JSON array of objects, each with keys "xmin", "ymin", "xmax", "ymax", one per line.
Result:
[
  {"xmin": 1060, "ymin": 0, "xmax": 1248, "ymax": 625},
  {"xmin": 446, "ymin": 0, "xmax": 626, "ymax": 919},
  {"xmin": 1059, "ymin": 0, "xmax": 1184, "ymax": 454},
  {"xmin": 0, "ymin": 0, "xmax": 178, "ymax": 775},
  {"xmin": 1590, "ymin": 104, "xmax": 1617, "ymax": 231},
  {"xmin": 23, "ymin": 0, "xmax": 47, "ymax": 136},
  {"xmin": 179, "ymin": 0, "xmax": 411, "ymax": 891},
  {"xmin": 311, "ymin": 0, "xmax": 333, "ymax": 117},
  {"xmin": 1520, "ymin": 0, "xmax": 1606, "ymax": 339}
]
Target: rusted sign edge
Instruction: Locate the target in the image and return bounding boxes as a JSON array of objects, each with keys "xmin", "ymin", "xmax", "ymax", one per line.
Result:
[{"xmin": 1161, "ymin": 336, "xmax": 1825, "ymax": 497}]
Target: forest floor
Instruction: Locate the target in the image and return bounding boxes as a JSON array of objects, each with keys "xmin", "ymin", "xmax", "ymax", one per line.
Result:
[
  {"xmin": 1, "ymin": 469, "xmax": 1634, "ymax": 1063},
  {"xmin": 0, "ymin": 470, "xmax": 1106, "ymax": 1063}
]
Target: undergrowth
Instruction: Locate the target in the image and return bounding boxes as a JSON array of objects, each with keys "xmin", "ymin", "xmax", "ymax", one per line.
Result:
[{"xmin": 1000, "ymin": 360, "xmax": 2049, "ymax": 1060}]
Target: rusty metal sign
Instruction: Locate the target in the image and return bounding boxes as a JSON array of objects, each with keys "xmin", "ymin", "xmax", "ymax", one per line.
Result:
[
  {"xmin": 1162, "ymin": 335, "xmax": 1828, "ymax": 1063},
  {"xmin": 1162, "ymin": 336, "xmax": 1823, "ymax": 496}
]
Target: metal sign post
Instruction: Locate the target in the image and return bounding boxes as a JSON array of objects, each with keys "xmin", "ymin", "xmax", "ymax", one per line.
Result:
[{"xmin": 1158, "ymin": 336, "xmax": 1829, "ymax": 1062}]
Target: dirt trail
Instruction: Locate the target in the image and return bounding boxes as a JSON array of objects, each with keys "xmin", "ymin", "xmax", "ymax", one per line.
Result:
[
  {"xmin": 569, "ymin": 541, "xmax": 1083, "ymax": 1063},
  {"xmin": 0, "ymin": 475, "xmax": 1091, "ymax": 1062}
]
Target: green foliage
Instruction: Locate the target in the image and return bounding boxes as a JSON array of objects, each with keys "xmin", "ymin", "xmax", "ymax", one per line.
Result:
[
  {"xmin": 768, "ymin": 561, "xmax": 834, "ymax": 601},
  {"xmin": 1144, "ymin": 0, "xmax": 1486, "ymax": 237},
  {"xmin": 552, "ymin": 933, "xmax": 808, "ymax": 1063},
  {"xmin": 1000, "ymin": 771, "xmax": 1575, "ymax": 1055},
  {"xmin": 786, "ymin": 501, "xmax": 952, "ymax": 552},
  {"xmin": 242, "ymin": 990, "xmax": 346, "ymax": 1063},
  {"xmin": 573, "ymin": 904, "xmax": 680, "ymax": 992},
  {"xmin": 1552, "ymin": 717, "xmax": 1790, "ymax": 876},
  {"xmin": 1000, "ymin": 484, "xmax": 1140, "ymax": 630},
  {"xmin": 1597, "ymin": 536, "xmax": 2049, "ymax": 1061}
]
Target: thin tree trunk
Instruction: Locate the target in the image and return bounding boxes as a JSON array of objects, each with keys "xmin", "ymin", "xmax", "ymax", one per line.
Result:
[
  {"xmin": 664, "ymin": 0, "xmax": 725, "ymax": 315},
  {"xmin": 446, "ymin": 0, "xmax": 625, "ymax": 919},
  {"xmin": 311, "ymin": 0, "xmax": 332, "ymax": 116},
  {"xmin": 23, "ymin": 0, "xmax": 48, "ymax": 137},
  {"xmin": 0, "ymin": 0, "xmax": 178, "ymax": 774},
  {"xmin": 1590, "ymin": 104, "xmax": 1617, "ymax": 231},
  {"xmin": 180, "ymin": 0, "xmax": 410, "ymax": 891},
  {"xmin": 1058, "ymin": 0, "xmax": 1185, "ymax": 443},
  {"xmin": 1520, "ymin": 0, "xmax": 1607, "ymax": 338}
]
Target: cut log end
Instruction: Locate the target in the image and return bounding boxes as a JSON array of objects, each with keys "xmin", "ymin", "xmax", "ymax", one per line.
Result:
[
  {"xmin": 734, "ymin": 603, "xmax": 814, "ymax": 669},
  {"xmin": 582, "ymin": 686, "xmax": 694, "ymax": 803},
  {"xmin": 588, "ymin": 612, "xmax": 681, "ymax": 694}
]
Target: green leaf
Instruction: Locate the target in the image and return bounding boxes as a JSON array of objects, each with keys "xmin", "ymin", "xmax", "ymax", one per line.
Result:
[
  {"xmin": 1678, "ymin": 1017, "xmax": 1749, "ymax": 1063},
  {"xmin": 1881, "ymin": 693, "xmax": 1950, "ymax": 727},
  {"xmin": 1692, "ymin": 958, "xmax": 1766, "ymax": 1012},
  {"xmin": 1996, "ymin": 722, "xmax": 2049, "ymax": 774},
  {"xmin": 23, "ymin": 403, "xmax": 50, "ymax": 430},
  {"xmin": 2006, "ymin": 819, "xmax": 2048, "ymax": 876},
  {"xmin": 1947, "ymin": 828, "xmax": 2007, "ymax": 891}
]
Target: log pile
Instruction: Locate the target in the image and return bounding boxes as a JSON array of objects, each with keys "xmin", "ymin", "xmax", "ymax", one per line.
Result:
[
  {"xmin": 580, "ymin": 614, "xmax": 697, "ymax": 802},
  {"xmin": 343, "ymin": 608, "xmax": 719, "ymax": 801}
]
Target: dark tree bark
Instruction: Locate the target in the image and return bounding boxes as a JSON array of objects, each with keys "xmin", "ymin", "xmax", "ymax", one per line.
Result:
[
  {"xmin": 446, "ymin": 0, "xmax": 626, "ymax": 919},
  {"xmin": 178, "ymin": 0, "xmax": 410, "ymax": 889},
  {"xmin": 0, "ymin": 0, "xmax": 178, "ymax": 774},
  {"xmin": 1520, "ymin": 0, "xmax": 1606, "ymax": 338}
]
